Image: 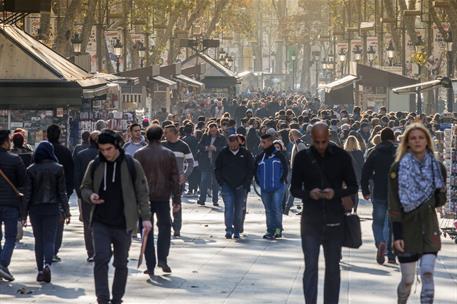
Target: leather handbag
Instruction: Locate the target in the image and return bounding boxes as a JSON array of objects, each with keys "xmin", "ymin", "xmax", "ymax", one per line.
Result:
[{"xmin": 343, "ymin": 210, "xmax": 362, "ymax": 249}]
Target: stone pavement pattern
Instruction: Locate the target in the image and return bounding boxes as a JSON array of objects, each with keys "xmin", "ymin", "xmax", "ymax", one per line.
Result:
[{"xmin": 0, "ymin": 193, "xmax": 456, "ymax": 304}]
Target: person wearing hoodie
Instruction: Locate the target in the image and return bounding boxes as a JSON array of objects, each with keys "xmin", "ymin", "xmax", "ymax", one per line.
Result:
[
  {"xmin": 123, "ymin": 123, "xmax": 147, "ymax": 156},
  {"xmin": 24, "ymin": 141, "xmax": 70, "ymax": 283},
  {"xmin": 81, "ymin": 129, "xmax": 152, "ymax": 304},
  {"xmin": 361, "ymin": 127, "xmax": 397, "ymax": 265}
]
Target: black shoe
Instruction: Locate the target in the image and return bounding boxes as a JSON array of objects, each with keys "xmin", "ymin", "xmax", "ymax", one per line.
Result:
[
  {"xmin": 197, "ymin": 201, "xmax": 205, "ymax": 206},
  {"xmin": 111, "ymin": 299, "xmax": 123, "ymax": 304},
  {"xmin": 0, "ymin": 265, "xmax": 14, "ymax": 282},
  {"xmin": 87, "ymin": 256, "xmax": 95, "ymax": 263},
  {"xmin": 43, "ymin": 265, "xmax": 51, "ymax": 283},
  {"xmin": 52, "ymin": 255, "xmax": 61, "ymax": 263},
  {"xmin": 144, "ymin": 269, "xmax": 154, "ymax": 277},
  {"xmin": 157, "ymin": 262, "xmax": 172, "ymax": 273},
  {"xmin": 225, "ymin": 232, "xmax": 233, "ymax": 239},
  {"xmin": 173, "ymin": 231, "xmax": 181, "ymax": 238},
  {"xmin": 233, "ymin": 232, "xmax": 241, "ymax": 239},
  {"xmin": 37, "ymin": 271, "xmax": 45, "ymax": 282},
  {"xmin": 213, "ymin": 202, "xmax": 220, "ymax": 207},
  {"xmin": 263, "ymin": 233, "xmax": 274, "ymax": 240}
]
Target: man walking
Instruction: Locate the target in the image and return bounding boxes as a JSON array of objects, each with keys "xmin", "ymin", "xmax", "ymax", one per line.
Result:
[
  {"xmin": 0, "ymin": 130, "xmax": 26, "ymax": 281},
  {"xmin": 254, "ymin": 134, "xmax": 288, "ymax": 240},
  {"xmin": 134, "ymin": 126, "xmax": 181, "ymax": 277},
  {"xmin": 361, "ymin": 127, "xmax": 396, "ymax": 265},
  {"xmin": 81, "ymin": 129, "xmax": 152, "ymax": 304},
  {"xmin": 162, "ymin": 124, "xmax": 194, "ymax": 237},
  {"xmin": 74, "ymin": 131, "xmax": 100, "ymax": 262},
  {"xmin": 123, "ymin": 123, "xmax": 146, "ymax": 156},
  {"xmin": 215, "ymin": 134, "xmax": 254, "ymax": 239},
  {"xmin": 47, "ymin": 124, "xmax": 74, "ymax": 263},
  {"xmin": 291, "ymin": 122, "xmax": 358, "ymax": 304}
]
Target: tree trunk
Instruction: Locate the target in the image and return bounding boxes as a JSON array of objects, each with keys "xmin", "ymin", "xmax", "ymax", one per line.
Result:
[
  {"xmin": 39, "ymin": 11, "xmax": 51, "ymax": 42},
  {"xmin": 54, "ymin": 0, "xmax": 83, "ymax": 56},
  {"xmin": 81, "ymin": 0, "xmax": 98, "ymax": 54},
  {"xmin": 205, "ymin": 0, "xmax": 230, "ymax": 37},
  {"xmin": 301, "ymin": 42, "xmax": 311, "ymax": 90}
]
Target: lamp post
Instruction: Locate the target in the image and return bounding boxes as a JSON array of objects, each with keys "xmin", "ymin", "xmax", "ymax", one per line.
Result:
[
  {"xmin": 339, "ymin": 48, "xmax": 346, "ymax": 77},
  {"xmin": 414, "ymin": 35, "xmax": 425, "ymax": 114},
  {"xmin": 367, "ymin": 46, "xmax": 376, "ymax": 67},
  {"xmin": 113, "ymin": 38, "xmax": 123, "ymax": 73},
  {"xmin": 312, "ymin": 50, "xmax": 321, "ymax": 93},
  {"xmin": 328, "ymin": 52, "xmax": 335, "ymax": 81},
  {"xmin": 291, "ymin": 55, "xmax": 296, "ymax": 90},
  {"xmin": 447, "ymin": 32, "xmax": 454, "ymax": 112},
  {"xmin": 71, "ymin": 33, "xmax": 82, "ymax": 54},
  {"xmin": 138, "ymin": 42, "xmax": 146, "ymax": 68},
  {"xmin": 353, "ymin": 45, "xmax": 362, "ymax": 62},
  {"xmin": 387, "ymin": 40, "xmax": 395, "ymax": 66}
]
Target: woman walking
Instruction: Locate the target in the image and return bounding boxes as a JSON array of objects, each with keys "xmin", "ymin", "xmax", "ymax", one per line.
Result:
[
  {"xmin": 24, "ymin": 141, "xmax": 70, "ymax": 283},
  {"xmin": 344, "ymin": 135, "xmax": 365, "ymax": 212},
  {"xmin": 388, "ymin": 123, "xmax": 446, "ymax": 304}
]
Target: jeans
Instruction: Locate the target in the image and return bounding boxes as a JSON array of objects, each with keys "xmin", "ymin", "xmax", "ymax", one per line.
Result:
[
  {"xmin": 301, "ymin": 228, "xmax": 343, "ymax": 304},
  {"xmin": 372, "ymin": 199, "xmax": 394, "ymax": 259},
  {"xmin": 260, "ymin": 185, "xmax": 285, "ymax": 234},
  {"xmin": 199, "ymin": 169, "xmax": 219, "ymax": 204},
  {"xmin": 145, "ymin": 201, "xmax": 172, "ymax": 271},
  {"xmin": 220, "ymin": 184, "xmax": 248, "ymax": 234},
  {"xmin": 81, "ymin": 199, "xmax": 94, "ymax": 258},
  {"xmin": 0, "ymin": 207, "xmax": 19, "ymax": 267},
  {"xmin": 30, "ymin": 212, "xmax": 59, "ymax": 271},
  {"xmin": 172, "ymin": 186, "xmax": 183, "ymax": 234},
  {"xmin": 92, "ymin": 222, "xmax": 131, "ymax": 304},
  {"xmin": 188, "ymin": 166, "xmax": 201, "ymax": 193}
]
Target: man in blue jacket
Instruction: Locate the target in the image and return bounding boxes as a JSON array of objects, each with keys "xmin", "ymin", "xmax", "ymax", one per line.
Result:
[{"xmin": 254, "ymin": 133, "xmax": 288, "ymax": 240}]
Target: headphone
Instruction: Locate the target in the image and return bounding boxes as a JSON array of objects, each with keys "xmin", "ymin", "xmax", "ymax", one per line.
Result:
[{"xmin": 98, "ymin": 129, "xmax": 123, "ymax": 149}]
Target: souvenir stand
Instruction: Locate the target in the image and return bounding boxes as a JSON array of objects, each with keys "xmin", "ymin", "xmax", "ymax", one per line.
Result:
[{"xmin": 441, "ymin": 126, "xmax": 457, "ymax": 243}]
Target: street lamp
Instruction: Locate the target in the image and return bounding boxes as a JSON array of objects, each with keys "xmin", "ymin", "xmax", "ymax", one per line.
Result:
[
  {"xmin": 446, "ymin": 31, "xmax": 454, "ymax": 112},
  {"xmin": 219, "ymin": 48, "xmax": 226, "ymax": 61},
  {"xmin": 386, "ymin": 40, "xmax": 395, "ymax": 66},
  {"xmin": 367, "ymin": 46, "xmax": 376, "ymax": 66},
  {"xmin": 312, "ymin": 50, "xmax": 321, "ymax": 93},
  {"xmin": 352, "ymin": 45, "xmax": 362, "ymax": 62},
  {"xmin": 291, "ymin": 55, "xmax": 297, "ymax": 90},
  {"xmin": 113, "ymin": 38, "xmax": 123, "ymax": 73},
  {"xmin": 339, "ymin": 48, "xmax": 346, "ymax": 76},
  {"xmin": 227, "ymin": 56, "xmax": 234, "ymax": 70},
  {"xmin": 71, "ymin": 33, "xmax": 82, "ymax": 54},
  {"xmin": 138, "ymin": 42, "xmax": 146, "ymax": 68}
]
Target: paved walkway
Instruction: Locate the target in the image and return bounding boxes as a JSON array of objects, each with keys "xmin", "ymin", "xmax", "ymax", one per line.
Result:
[{"xmin": 1, "ymin": 193, "xmax": 456, "ymax": 304}]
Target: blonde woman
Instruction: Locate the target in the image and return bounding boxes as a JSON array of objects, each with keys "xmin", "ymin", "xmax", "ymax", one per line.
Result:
[
  {"xmin": 344, "ymin": 135, "xmax": 364, "ymax": 211},
  {"xmin": 388, "ymin": 123, "xmax": 447, "ymax": 304}
]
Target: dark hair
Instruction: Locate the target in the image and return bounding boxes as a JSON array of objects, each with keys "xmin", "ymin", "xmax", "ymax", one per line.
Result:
[
  {"xmin": 261, "ymin": 134, "xmax": 273, "ymax": 140},
  {"xmin": 162, "ymin": 120, "xmax": 173, "ymax": 128},
  {"xmin": 46, "ymin": 124, "xmax": 61, "ymax": 143},
  {"xmin": 164, "ymin": 124, "xmax": 178, "ymax": 134},
  {"xmin": 146, "ymin": 125, "xmax": 164, "ymax": 142},
  {"xmin": 0, "ymin": 130, "xmax": 11, "ymax": 146},
  {"xmin": 380, "ymin": 127, "xmax": 395, "ymax": 142},
  {"xmin": 98, "ymin": 129, "xmax": 123, "ymax": 149},
  {"xmin": 184, "ymin": 123, "xmax": 194, "ymax": 135},
  {"xmin": 81, "ymin": 131, "xmax": 91, "ymax": 143},
  {"xmin": 129, "ymin": 123, "xmax": 141, "ymax": 132},
  {"xmin": 12, "ymin": 133, "xmax": 24, "ymax": 148}
]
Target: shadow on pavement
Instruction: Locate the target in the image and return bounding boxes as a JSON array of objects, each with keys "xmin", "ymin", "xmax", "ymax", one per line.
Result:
[
  {"xmin": 1, "ymin": 282, "xmax": 85, "ymax": 299},
  {"xmin": 146, "ymin": 275, "xmax": 187, "ymax": 289},
  {"xmin": 340, "ymin": 262, "xmax": 391, "ymax": 276}
]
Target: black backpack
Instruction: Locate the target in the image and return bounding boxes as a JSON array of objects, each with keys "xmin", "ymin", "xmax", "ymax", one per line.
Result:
[{"xmin": 91, "ymin": 154, "xmax": 136, "ymax": 184}]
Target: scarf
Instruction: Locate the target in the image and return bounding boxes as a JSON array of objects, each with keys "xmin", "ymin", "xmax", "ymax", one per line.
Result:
[{"xmin": 398, "ymin": 152, "xmax": 444, "ymax": 213}]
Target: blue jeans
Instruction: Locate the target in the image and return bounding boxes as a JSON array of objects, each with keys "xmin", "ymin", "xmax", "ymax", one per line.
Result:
[
  {"xmin": 302, "ymin": 231, "xmax": 342, "ymax": 304},
  {"xmin": 199, "ymin": 169, "xmax": 219, "ymax": 204},
  {"xmin": 260, "ymin": 185, "xmax": 285, "ymax": 234},
  {"xmin": 145, "ymin": 201, "xmax": 171, "ymax": 271},
  {"xmin": 372, "ymin": 199, "xmax": 394, "ymax": 259},
  {"xmin": 0, "ymin": 207, "xmax": 19, "ymax": 268},
  {"xmin": 221, "ymin": 184, "xmax": 247, "ymax": 234},
  {"xmin": 30, "ymin": 212, "xmax": 59, "ymax": 271}
]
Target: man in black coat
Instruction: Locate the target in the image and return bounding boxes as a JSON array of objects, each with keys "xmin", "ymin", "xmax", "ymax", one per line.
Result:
[
  {"xmin": 47, "ymin": 124, "xmax": 74, "ymax": 262},
  {"xmin": 0, "ymin": 130, "xmax": 26, "ymax": 281},
  {"xmin": 74, "ymin": 131, "xmax": 100, "ymax": 262},
  {"xmin": 361, "ymin": 127, "xmax": 396, "ymax": 265},
  {"xmin": 291, "ymin": 122, "xmax": 357, "ymax": 304},
  {"xmin": 215, "ymin": 134, "xmax": 254, "ymax": 239}
]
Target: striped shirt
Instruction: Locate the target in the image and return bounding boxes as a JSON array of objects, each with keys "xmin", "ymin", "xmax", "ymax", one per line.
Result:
[{"xmin": 162, "ymin": 140, "xmax": 195, "ymax": 178}]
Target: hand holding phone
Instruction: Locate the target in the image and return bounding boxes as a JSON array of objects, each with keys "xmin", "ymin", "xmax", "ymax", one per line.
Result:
[{"xmin": 90, "ymin": 193, "xmax": 105, "ymax": 204}]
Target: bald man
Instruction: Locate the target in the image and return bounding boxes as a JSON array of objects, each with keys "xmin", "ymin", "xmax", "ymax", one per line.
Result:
[{"xmin": 291, "ymin": 122, "xmax": 358, "ymax": 304}]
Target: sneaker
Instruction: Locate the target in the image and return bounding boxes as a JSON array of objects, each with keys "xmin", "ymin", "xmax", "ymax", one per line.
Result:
[
  {"xmin": 263, "ymin": 233, "xmax": 274, "ymax": 240},
  {"xmin": 225, "ymin": 232, "xmax": 233, "ymax": 239},
  {"xmin": 52, "ymin": 255, "xmax": 61, "ymax": 263},
  {"xmin": 274, "ymin": 228, "xmax": 282, "ymax": 239},
  {"xmin": 197, "ymin": 201, "xmax": 205, "ymax": 206},
  {"xmin": 213, "ymin": 202, "xmax": 220, "ymax": 207},
  {"xmin": 376, "ymin": 242, "xmax": 386, "ymax": 265},
  {"xmin": 87, "ymin": 257, "xmax": 95, "ymax": 263},
  {"xmin": 157, "ymin": 262, "xmax": 172, "ymax": 273},
  {"xmin": 43, "ymin": 265, "xmax": 51, "ymax": 283},
  {"xmin": 0, "ymin": 265, "xmax": 14, "ymax": 282},
  {"xmin": 233, "ymin": 232, "xmax": 241, "ymax": 239},
  {"xmin": 37, "ymin": 271, "xmax": 45, "ymax": 282}
]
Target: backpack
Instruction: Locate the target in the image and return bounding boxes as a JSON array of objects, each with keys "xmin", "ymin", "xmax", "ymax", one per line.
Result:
[
  {"xmin": 256, "ymin": 151, "xmax": 284, "ymax": 193},
  {"xmin": 91, "ymin": 154, "xmax": 136, "ymax": 184}
]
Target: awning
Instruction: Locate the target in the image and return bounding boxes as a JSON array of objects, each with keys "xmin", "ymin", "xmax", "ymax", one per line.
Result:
[
  {"xmin": 93, "ymin": 72, "xmax": 139, "ymax": 85},
  {"xmin": 174, "ymin": 74, "xmax": 205, "ymax": 88},
  {"xmin": 356, "ymin": 64, "xmax": 417, "ymax": 88},
  {"xmin": 236, "ymin": 71, "xmax": 253, "ymax": 79},
  {"xmin": 152, "ymin": 76, "xmax": 177, "ymax": 87},
  {"xmin": 392, "ymin": 78, "xmax": 452, "ymax": 95},
  {"xmin": 321, "ymin": 75, "xmax": 358, "ymax": 93}
]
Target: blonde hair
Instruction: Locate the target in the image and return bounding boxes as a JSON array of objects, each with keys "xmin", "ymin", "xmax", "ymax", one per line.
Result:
[
  {"xmin": 371, "ymin": 134, "xmax": 381, "ymax": 146},
  {"xmin": 344, "ymin": 135, "xmax": 361, "ymax": 152},
  {"xmin": 395, "ymin": 123, "xmax": 434, "ymax": 162}
]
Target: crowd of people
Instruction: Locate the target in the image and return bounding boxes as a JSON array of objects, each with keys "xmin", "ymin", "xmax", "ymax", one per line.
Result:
[{"xmin": 0, "ymin": 91, "xmax": 450, "ymax": 304}]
